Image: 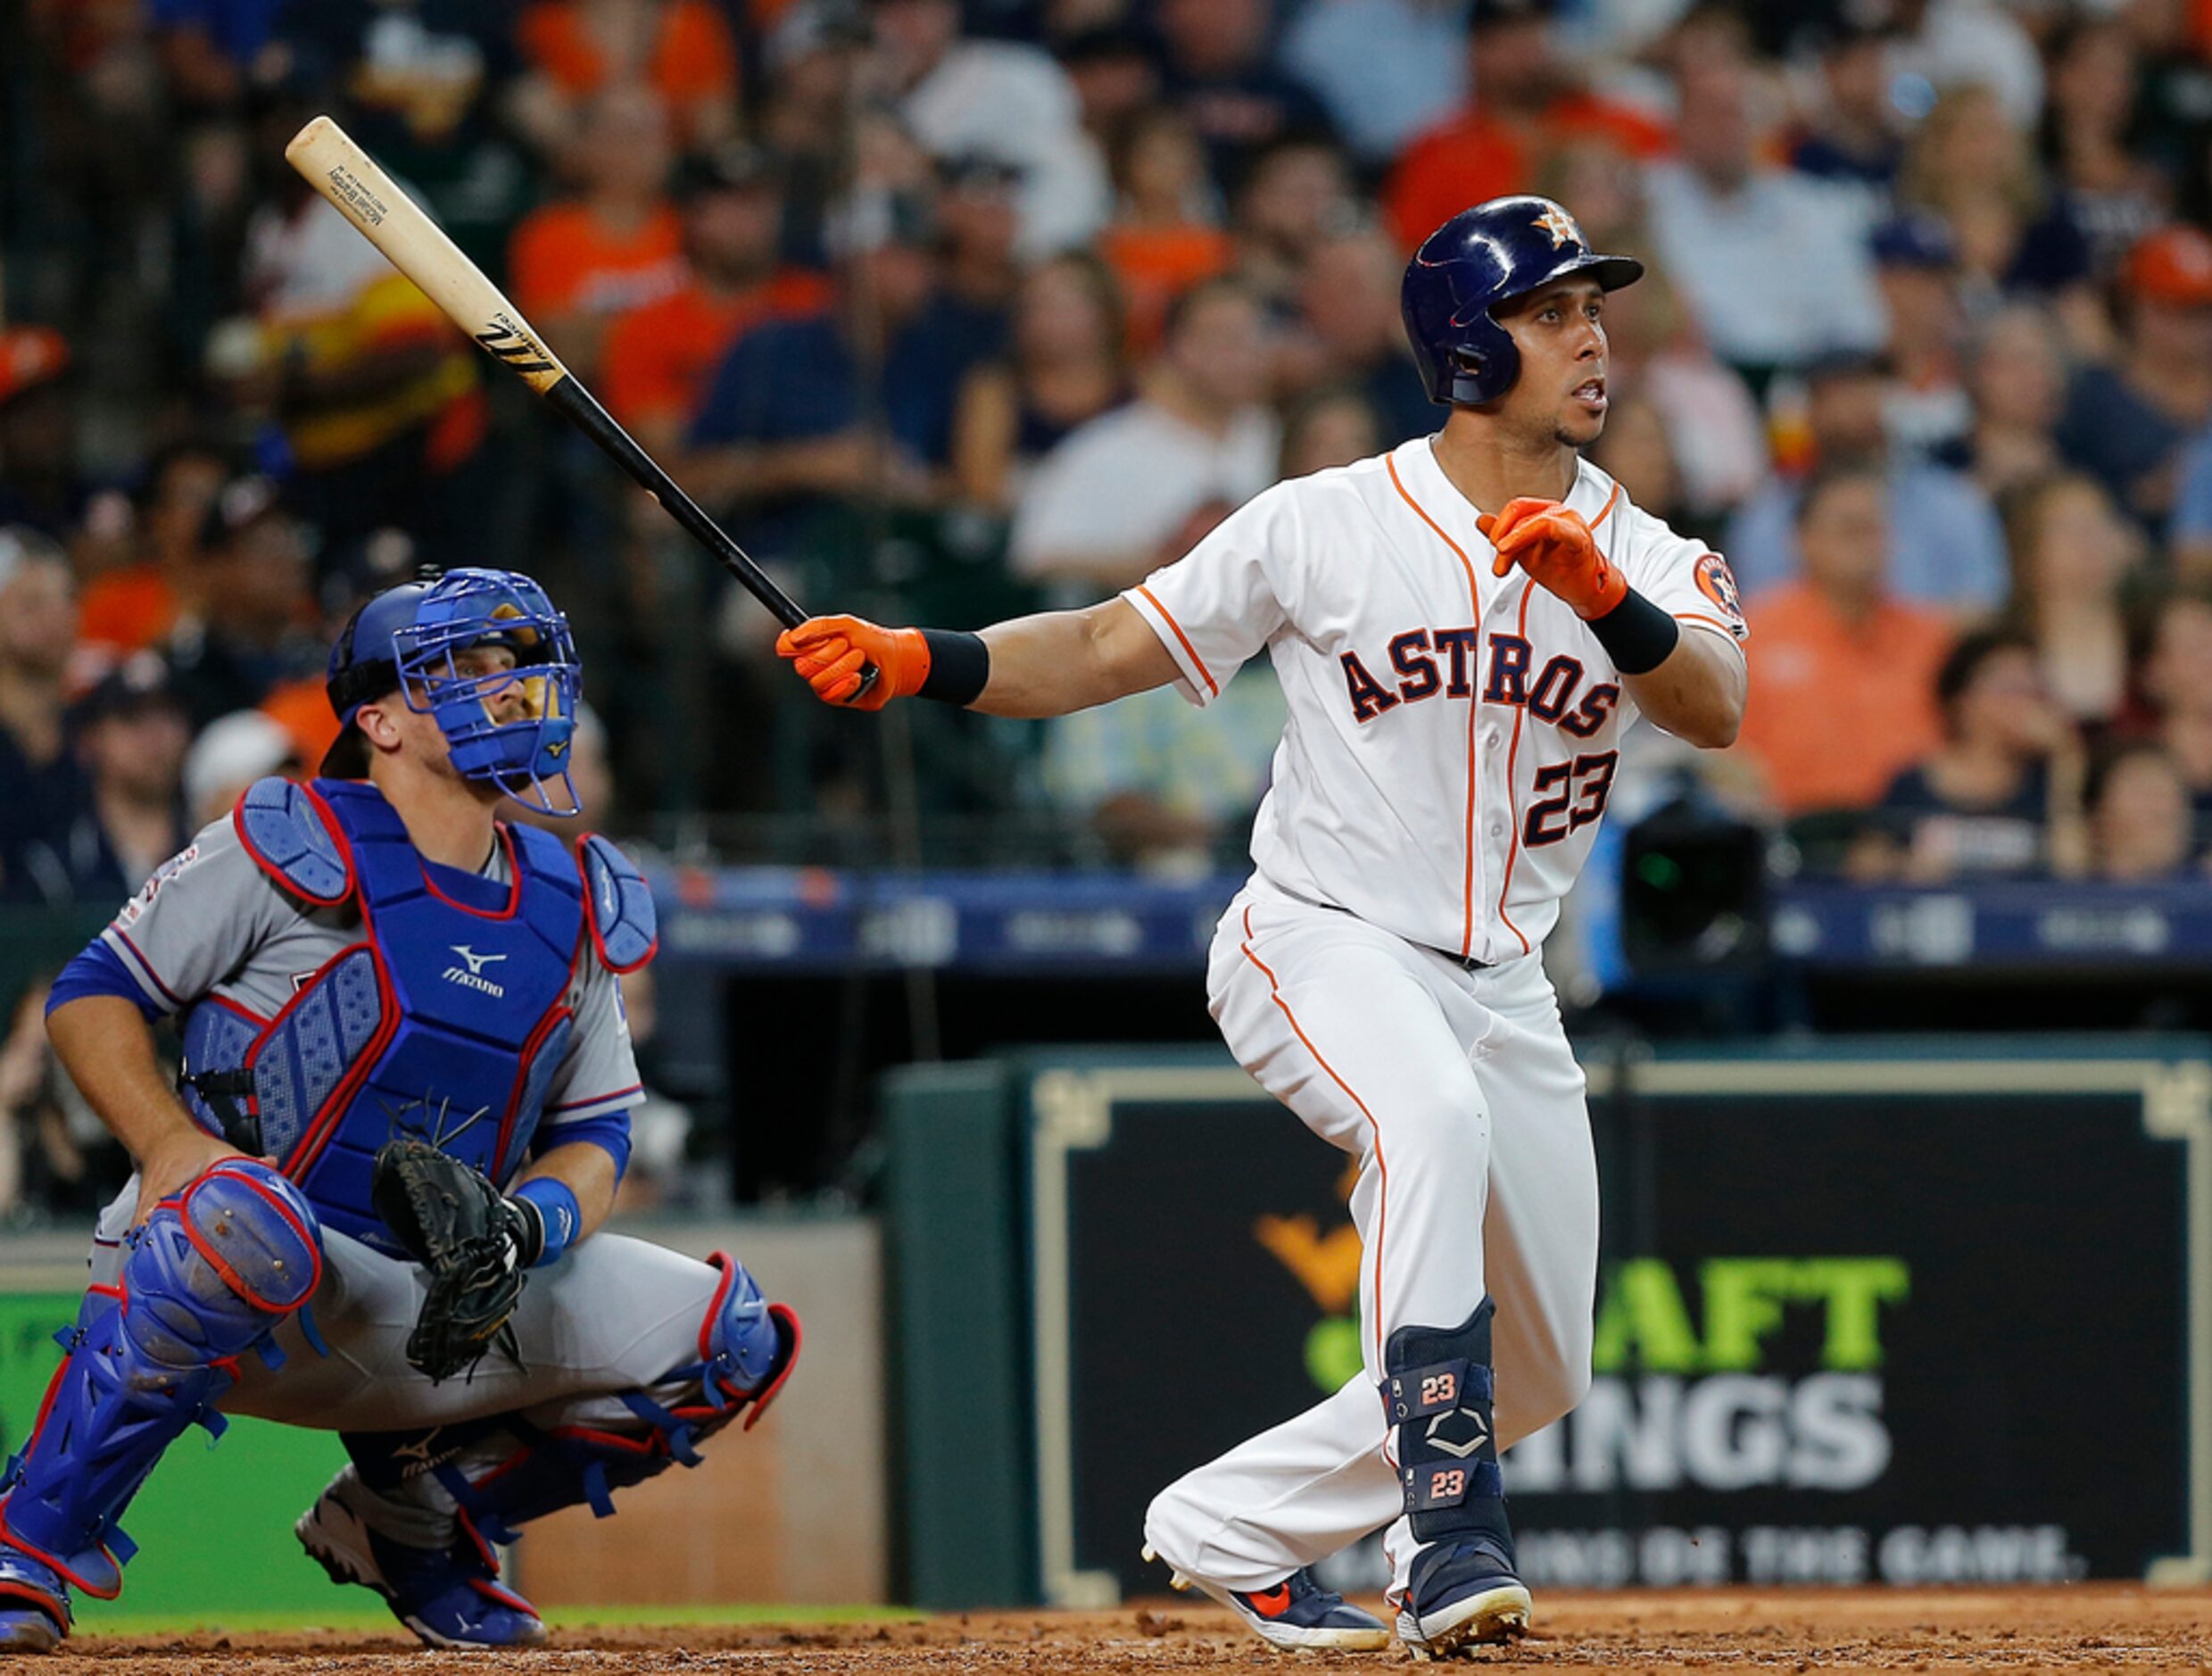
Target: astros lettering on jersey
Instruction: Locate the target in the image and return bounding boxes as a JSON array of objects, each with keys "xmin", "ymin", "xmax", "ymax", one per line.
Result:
[{"xmin": 1123, "ymin": 435, "xmax": 1749, "ymax": 967}]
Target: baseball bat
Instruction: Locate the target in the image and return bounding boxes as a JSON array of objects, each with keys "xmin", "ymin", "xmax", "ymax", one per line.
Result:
[{"xmin": 284, "ymin": 115, "xmax": 836, "ymax": 657}]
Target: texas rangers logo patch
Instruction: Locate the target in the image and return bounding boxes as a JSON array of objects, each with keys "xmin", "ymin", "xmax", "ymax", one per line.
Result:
[{"xmin": 1694, "ymin": 553, "xmax": 1746, "ymax": 635}]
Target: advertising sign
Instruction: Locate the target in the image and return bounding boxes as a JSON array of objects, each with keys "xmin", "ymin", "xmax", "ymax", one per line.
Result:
[{"xmin": 1029, "ymin": 1054, "xmax": 2211, "ymax": 1604}]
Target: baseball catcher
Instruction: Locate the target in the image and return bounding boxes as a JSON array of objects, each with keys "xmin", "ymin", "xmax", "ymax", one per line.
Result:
[{"xmin": 5, "ymin": 562, "xmax": 799, "ymax": 1651}]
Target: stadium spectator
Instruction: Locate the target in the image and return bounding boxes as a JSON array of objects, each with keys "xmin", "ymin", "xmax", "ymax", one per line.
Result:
[
  {"xmin": 1644, "ymin": 47, "xmax": 1885, "ymax": 386},
  {"xmin": 1278, "ymin": 385, "xmax": 1382, "ymax": 481},
  {"xmin": 1280, "ymin": 0, "xmax": 1467, "ymax": 170},
  {"xmin": 1954, "ymin": 302, "xmax": 2067, "ymax": 500},
  {"xmin": 1735, "ymin": 465, "xmax": 1952, "ymax": 817},
  {"xmin": 1098, "ymin": 104, "xmax": 1235, "ymax": 352},
  {"xmin": 512, "ymin": 0, "xmax": 740, "ymax": 154},
  {"xmin": 1850, "ymin": 629, "xmax": 2080, "ymax": 883},
  {"xmin": 268, "ymin": 0, "xmax": 530, "ymax": 270},
  {"xmin": 1229, "ymin": 136, "xmax": 1359, "ymax": 313},
  {"xmin": 1009, "ymin": 275, "xmax": 1276, "ymax": 598},
  {"xmin": 149, "ymin": 0, "xmax": 286, "ymax": 110},
  {"xmin": 1147, "ymin": 0, "xmax": 1335, "ymax": 194},
  {"xmin": 1886, "ymin": 0, "xmax": 2044, "ymax": 132},
  {"xmin": 506, "ymin": 84, "xmax": 685, "ymax": 380},
  {"xmin": 162, "ymin": 477, "xmax": 321, "ymax": 729},
  {"xmin": 2084, "ymin": 740, "xmax": 2198, "ymax": 880},
  {"xmin": 1281, "ymin": 225, "xmax": 1435, "ymax": 450},
  {"xmin": 2001, "ymin": 473, "xmax": 2142, "ymax": 735},
  {"xmin": 76, "ymin": 441, "xmax": 231, "ymax": 663},
  {"xmin": 0, "ymin": 530, "xmax": 88, "ymax": 895},
  {"xmin": 2142, "ymin": 587, "xmax": 2212, "ymax": 820},
  {"xmin": 1726, "ymin": 353, "xmax": 2009, "ymax": 612},
  {"xmin": 0, "ymin": 329, "xmax": 81, "ymax": 541},
  {"xmin": 874, "ymin": 0, "xmax": 1110, "ymax": 259},
  {"xmin": 181, "ymin": 708, "xmax": 300, "ymax": 828},
  {"xmin": 1382, "ymin": 0, "xmax": 1666, "ymax": 256},
  {"xmin": 950, "ymin": 252, "xmax": 1130, "ymax": 515},
  {"xmin": 755, "ymin": 1, "xmax": 874, "ymax": 268},
  {"xmin": 685, "ymin": 192, "xmax": 973, "ymax": 552},
  {"xmin": 2037, "ymin": 12, "xmax": 2165, "ymax": 279},
  {"xmin": 1873, "ymin": 213, "xmax": 1973, "ymax": 460},
  {"xmin": 1054, "ymin": 25, "xmax": 1158, "ymax": 146},
  {"xmin": 1787, "ymin": 18, "xmax": 1907, "ymax": 212},
  {"xmin": 936, "ymin": 154, "xmax": 1025, "ymax": 328},
  {"xmin": 1895, "ymin": 86, "xmax": 2097, "ymax": 336},
  {"xmin": 2056, "ymin": 224, "xmax": 2212, "ymax": 527},
  {"xmin": 1587, "ymin": 395, "xmax": 1691, "ymax": 533},
  {"xmin": 600, "ymin": 145, "xmax": 833, "ymax": 461},
  {"xmin": 1040, "ymin": 500, "xmax": 1287, "ymax": 875},
  {"xmin": 12, "ymin": 652, "xmax": 190, "ymax": 908},
  {"xmin": 233, "ymin": 129, "xmax": 488, "ymax": 560}
]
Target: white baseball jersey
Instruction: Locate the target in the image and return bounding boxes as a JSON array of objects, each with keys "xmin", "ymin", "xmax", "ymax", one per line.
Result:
[{"xmin": 1122, "ymin": 435, "xmax": 1749, "ymax": 966}]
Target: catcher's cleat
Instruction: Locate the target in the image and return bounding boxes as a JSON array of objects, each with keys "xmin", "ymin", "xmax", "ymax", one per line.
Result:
[
  {"xmin": 0, "ymin": 1546, "xmax": 70, "ymax": 1652},
  {"xmin": 1394, "ymin": 1537, "xmax": 1532, "ymax": 1660},
  {"xmin": 295, "ymin": 1487, "xmax": 547, "ymax": 1650},
  {"xmin": 1140, "ymin": 1543, "xmax": 1392, "ymax": 1653}
]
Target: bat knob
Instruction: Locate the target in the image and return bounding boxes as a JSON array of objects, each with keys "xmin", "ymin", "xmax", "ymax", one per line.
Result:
[{"xmin": 848, "ymin": 662, "xmax": 882, "ymax": 705}]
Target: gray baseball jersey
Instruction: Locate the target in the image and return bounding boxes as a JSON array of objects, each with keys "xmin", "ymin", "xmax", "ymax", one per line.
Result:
[{"xmin": 101, "ymin": 814, "xmax": 645, "ymax": 1138}]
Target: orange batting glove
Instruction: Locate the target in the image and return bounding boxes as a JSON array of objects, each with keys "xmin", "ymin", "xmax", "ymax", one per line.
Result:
[
  {"xmin": 1478, "ymin": 497, "xmax": 1626, "ymax": 620},
  {"xmin": 776, "ymin": 615, "xmax": 926, "ymax": 711}
]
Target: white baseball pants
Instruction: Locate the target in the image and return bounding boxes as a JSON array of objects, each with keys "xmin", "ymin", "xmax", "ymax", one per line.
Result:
[{"xmin": 1144, "ymin": 875, "xmax": 1599, "ymax": 1599}]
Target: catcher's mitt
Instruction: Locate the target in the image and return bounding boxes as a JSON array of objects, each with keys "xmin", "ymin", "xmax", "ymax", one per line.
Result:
[{"xmin": 371, "ymin": 1139, "xmax": 537, "ymax": 1382}]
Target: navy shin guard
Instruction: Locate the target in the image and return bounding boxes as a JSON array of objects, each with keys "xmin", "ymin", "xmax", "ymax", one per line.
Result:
[{"xmin": 1380, "ymin": 1297, "xmax": 1513, "ymax": 1556}]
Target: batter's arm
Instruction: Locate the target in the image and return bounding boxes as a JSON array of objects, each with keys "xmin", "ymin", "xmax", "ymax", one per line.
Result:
[
  {"xmin": 778, "ymin": 598, "xmax": 1181, "ymax": 718},
  {"xmin": 973, "ymin": 598, "xmax": 1181, "ymax": 718},
  {"xmin": 1620, "ymin": 626, "xmax": 1745, "ymax": 750}
]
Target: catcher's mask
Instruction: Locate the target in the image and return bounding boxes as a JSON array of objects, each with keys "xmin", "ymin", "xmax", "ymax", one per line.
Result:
[{"xmin": 325, "ymin": 567, "xmax": 583, "ymax": 817}]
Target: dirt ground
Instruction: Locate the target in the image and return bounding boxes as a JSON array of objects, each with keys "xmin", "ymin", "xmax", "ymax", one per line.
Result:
[{"xmin": 32, "ymin": 1588, "xmax": 2212, "ymax": 1673}]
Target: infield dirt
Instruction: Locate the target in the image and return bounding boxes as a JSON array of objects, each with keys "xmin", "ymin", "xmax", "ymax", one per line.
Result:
[{"xmin": 32, "ymin": 1586, "xmax": 2212, "ymax": 1672}]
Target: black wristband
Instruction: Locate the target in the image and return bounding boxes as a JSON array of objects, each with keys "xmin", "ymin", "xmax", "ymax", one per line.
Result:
[
  {"xmin": 916, "ymin": 628, "xmax": 990, "ymax": 706},
  {"xmin": 1585, "ymin": 587, "xmax": 1680, "ymax": 676},
  {"xmin": 508, "ymin": 1193, "xmax": 546, "ymax": 1268}
]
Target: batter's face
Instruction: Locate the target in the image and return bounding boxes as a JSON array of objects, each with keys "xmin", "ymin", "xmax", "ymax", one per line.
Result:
[{"xmin": 1491, "ymin": 277, "xmax": 1611, "ymax": 450}]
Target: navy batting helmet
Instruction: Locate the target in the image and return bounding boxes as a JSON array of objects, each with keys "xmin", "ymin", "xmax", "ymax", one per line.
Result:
[
  {"xmin": 323, "ymin": 566, "xmax": 583, "ymax": 815},
  {"xmin": 1402, "ymin": 195, "xmax": 1644, "ymax": 408}
]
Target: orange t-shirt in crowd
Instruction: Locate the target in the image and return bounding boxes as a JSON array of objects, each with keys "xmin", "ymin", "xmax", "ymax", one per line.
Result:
[
  {"xmin": 509, "ymin": 201, "xmax": 686, "ymax": 319},
  {"xmin": 1382, "ymin": 95, "xmax": 1671, "ymax": 252},
  {"xmin": 261, "ymin": 676, "xmax": 343, "ymax": 773},
  {"xmin": 517, "ymin": 1, "xmax": 738, "ymax": 138},
  {"xmin": 1736, "ymin": 581, "xmax": 1954, "ymax": 816},
  {"xmin": 600, "ymin": 269, "xmax": 834, "ymax": 432},
  {"xmin": 1100, "ymin": 222, "xmax": 1235, "ymax": 352},
  {"xmin": 77, "ymin": 566, "xmax": 179, "ymax": 657}
]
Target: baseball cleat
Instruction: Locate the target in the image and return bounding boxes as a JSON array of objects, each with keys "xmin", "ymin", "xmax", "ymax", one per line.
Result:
[
  {"xmin": 1140, "ymin": 1542, "xmax": 1392, "ymax": 1652},
  {"xmin": 0, "ymin": 1545, "xmax": 70, "ymax": 1653},
  {"xmin": 1395, "ymin": 1538, "xmax": 1532, "ymax": 1660},
  {"xmin": 295, "ymin": 1489, "xmax": 548, "ymax": 1650}
]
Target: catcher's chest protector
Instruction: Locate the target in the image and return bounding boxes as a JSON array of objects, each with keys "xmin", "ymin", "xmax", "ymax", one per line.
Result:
[{"xmin": 178, "ymin": 778, "xmax": 584, "ymax": 1254}]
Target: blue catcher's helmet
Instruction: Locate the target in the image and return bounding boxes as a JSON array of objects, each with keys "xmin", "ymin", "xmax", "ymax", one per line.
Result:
[
  {"xmin": 1402, "ymin": 195, "xmax": 1645, "ymax": 408},
  {"xmin": 322, "ymin": 567, "xmax": 583, "ymax": 817}
]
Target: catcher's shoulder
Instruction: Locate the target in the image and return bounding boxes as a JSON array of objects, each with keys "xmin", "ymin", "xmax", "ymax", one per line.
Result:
[{"xmin": 570, "ymin": 830, "xmax": 658, "ymax": 974}]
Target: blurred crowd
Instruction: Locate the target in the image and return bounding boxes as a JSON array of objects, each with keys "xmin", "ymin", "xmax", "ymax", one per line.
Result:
[{"xmin": 4, "ymin": 0, "xmax": 2212, "ymax": 901}]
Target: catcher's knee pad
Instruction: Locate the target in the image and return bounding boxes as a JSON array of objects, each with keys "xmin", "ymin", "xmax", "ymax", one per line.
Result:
[
  {"xmin": 0, "ymin": 1160, "xmax": 320, "ymax": 1597},
  {"xmin": 1381, "ymin": 1297, "xmax": 1512, "ymax": 1555},
  {"xmin": 432, "ymin": 1253, "xmax": 799, "ymax": 1544}
]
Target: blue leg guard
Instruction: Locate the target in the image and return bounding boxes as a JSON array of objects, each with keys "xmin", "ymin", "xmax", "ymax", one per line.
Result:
[
  {"xmin": 297, "ymin": 1253, "xmax": 795, "ymax": 1649},
  {"xmin": 444, "ymin": 1252, "xmax": 799, "ymax": 1542},
  {"xmin": 0, "ymin": 1160, "xmax": 320, "ymax": 1616},
  {"xmin": 1381, "ymin": 1298, "xmax": 1532, "ymax": 1655}
]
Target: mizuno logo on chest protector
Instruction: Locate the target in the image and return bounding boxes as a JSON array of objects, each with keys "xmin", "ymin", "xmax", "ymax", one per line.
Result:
[{"xmin": 443, "ymin": 944, "xmax": 508, "ymax": 996}]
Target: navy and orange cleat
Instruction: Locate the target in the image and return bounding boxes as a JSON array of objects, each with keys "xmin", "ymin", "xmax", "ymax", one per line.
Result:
[
  {"xmin": 1394, "ymin": 1537, "xmax": 1533, "ymax": 1660},
  {"xmin": 1141, "ymin": 1544, "xmax": 1392, "ymax": 1652}
]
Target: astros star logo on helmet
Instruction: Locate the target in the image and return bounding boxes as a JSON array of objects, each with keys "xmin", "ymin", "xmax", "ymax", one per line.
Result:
[{"xmin": 1534, "ymin": 204, "xmax": 1584, "ymax": 249}]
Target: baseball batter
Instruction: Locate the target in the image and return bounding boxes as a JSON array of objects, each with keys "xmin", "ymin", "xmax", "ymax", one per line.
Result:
[
  {"xmin": 1, "ymin": 566, "xmax": 799, "ymax": 1653},
  {"xmin": 779, "ymin": 195, "xmax": 1747, "ymax": 1657}
]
